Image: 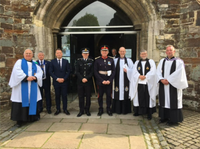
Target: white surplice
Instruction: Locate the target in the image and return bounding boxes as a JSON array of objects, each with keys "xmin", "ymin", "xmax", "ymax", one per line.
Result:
[
  {"xmin": 8, "ymin": 59, "xmax": 43, "ymax": 103},
  {"xmin": 112, "ymin": 58, "xmax": 134, "ymax": 100},
  {"xmin": 156, "ymin": 58, "xmax": 188, "ymax": 109},
  {"xmin": 127, "ymin": 59, "xmax": 157, "ymax": 108}
]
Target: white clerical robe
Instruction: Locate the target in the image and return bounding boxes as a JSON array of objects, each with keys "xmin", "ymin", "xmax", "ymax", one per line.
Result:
[
  {"xmin": 112, "ymin": 58, "xmax": 134, "ymax": 100},
  {"xmin": 9, "ymin": 59, "xmax": 43, "ymax": 103},
  {"xmin": 127, "ymin": 59, "xmax": 157, "ymax": 108},
  {"xmin": 156, "ymin": 58, "xmax": 188, "ymax": 109}
]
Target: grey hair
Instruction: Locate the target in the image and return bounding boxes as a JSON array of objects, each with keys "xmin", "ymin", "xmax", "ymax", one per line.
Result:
[
  {"xmin": 140, "ymin": 49, "xmax": 147, "ymax": 54},
  {"xmin": 23, "ymin": 49, "xmax": 33, "ymax": 55},
  {"xmin": 166, "ymin": 45, "xmax": 175, "ymax": 51},
  {"xmin": 38, "ymin": 51, "xmax": 44, "ymax": 55}
]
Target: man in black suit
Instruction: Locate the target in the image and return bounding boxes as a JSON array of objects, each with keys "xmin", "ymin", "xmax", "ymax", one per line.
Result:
[
  {"xmin": 37, "ymin": 51, "xmax": 52, "ymax": 114},
  {"xmin": 76, "ymin": 48, "xmax": 94, "ymax": 117},
  {"xmin": 49, "ymin": 49, "xmax": 70, "ymax": 115}
]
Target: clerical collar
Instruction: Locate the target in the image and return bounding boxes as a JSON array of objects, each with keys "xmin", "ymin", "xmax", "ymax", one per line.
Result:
[
  {"xmin": 120, "ymin": 57, "xmax": 125, "ymax": 59},
  {"xmin": 165, "ymin": 56, "xmax": 175, "ymax": 61},
  {"xmin": 102, "ymin": 56, "xmax": 107, "ymax": 60},
  {"xmin": 141, "ymin": 58, "xmax": 147, "ymax": 61}
]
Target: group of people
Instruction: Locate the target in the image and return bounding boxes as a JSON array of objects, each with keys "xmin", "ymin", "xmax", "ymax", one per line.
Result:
[{"xmin": 8, "ymin": 45, "xmax": 188, "ymax": 127}]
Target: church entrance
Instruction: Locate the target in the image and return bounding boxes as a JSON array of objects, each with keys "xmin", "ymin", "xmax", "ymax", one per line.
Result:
[{"xmin": 56, "ymin": 1, "xmax": 138, "ymax": 96}]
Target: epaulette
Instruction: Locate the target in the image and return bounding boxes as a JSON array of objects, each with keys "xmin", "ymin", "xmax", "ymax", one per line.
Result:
[
  {"xmin": 95, "ymin": 56, "xmax": 100, "ymax": 60},
  {"xmin": 88, "ymin": 58, "xmax": 94, "ymax": 61},
  {"xmin": 108, "ymin": 56, "xmax": 114, "ymax": 59}
]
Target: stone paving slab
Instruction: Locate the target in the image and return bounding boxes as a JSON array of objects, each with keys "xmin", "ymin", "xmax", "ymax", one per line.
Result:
[
  {"xmin": 130, "ymin": 136, "xmax": 146, "ymax": 149},
  {"xmin": 79, "ymin": 123, "xmax": 107, "ymax": 134},
  {"xmin": 61, "ymin": 118, "xmax": 88, "ymax": 123},
  {"xmin": 42, "ymin": 132, "xmax": 83, "ymax": 149},
  {"xmin": 122, "ymin": 119, "xmax": 139, "ymax": 125},
  {"xmin": 87, "ymin": 118, "xmax": 120, "ymax": 124},
  {"xmin": 26, "ymin": 122, "xmax": 53, "ymax": 131},
  {"xmin": 5, "ymin": 132, "xmax": 52, "ymax": 148},
  {"xmin": 37, "ymin": 118, "xmax": 62, "ymax": 123},
  {"xmin": 80, "ymin": 134, "xmax": 129, "ymax": 149},
  {"xmin": 48, "ymin": 123, "xmax": 81, "ymax": 132},
  {"xmin": 108, "ymin": 124, "xmax": 143, "ymax": 136}
]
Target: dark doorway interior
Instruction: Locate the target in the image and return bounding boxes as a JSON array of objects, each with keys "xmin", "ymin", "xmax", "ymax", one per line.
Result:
[{"xmin": 57, "ymin": 33, "xmax": 137, "ymax": 93}]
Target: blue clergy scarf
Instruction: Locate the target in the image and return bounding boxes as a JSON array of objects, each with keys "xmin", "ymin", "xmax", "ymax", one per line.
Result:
[{"xmin": 21, "ymin": 58, "xmax": 37, "ymax": 115}]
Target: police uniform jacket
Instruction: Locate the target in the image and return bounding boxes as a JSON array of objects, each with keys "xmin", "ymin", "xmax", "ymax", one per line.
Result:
[
  {"xmin": 94, "ymin": 56, "xmax": 115, "ymax": 86},
  {"xmin": 76, "ymin": 58, "xmax": 94, "ymax": 86}
]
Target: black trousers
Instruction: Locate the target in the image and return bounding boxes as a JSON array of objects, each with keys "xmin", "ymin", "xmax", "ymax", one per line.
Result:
[
  {"xmin": 38, "ymin": 79, "xmax": 52, "ymax": 111},
  {"xmin": 98, "ymin": 84, "xmax": 112, "ymax": 111},
  {"xmin": 78, "ymin": 85, "xmax": 91, "ymax": 112},
  {"xmin": 54, "ymin": 85, "xmax": 68, "ymax": 111}
]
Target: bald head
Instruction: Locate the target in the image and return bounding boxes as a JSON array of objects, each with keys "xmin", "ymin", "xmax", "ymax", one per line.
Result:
[
  {"xmin": 119, "ymin": 47, "xmax": 126, "ymax": 58},
  {"xmin": 23, "ymin": 49, "xmax": 33, "ymax": 61}
]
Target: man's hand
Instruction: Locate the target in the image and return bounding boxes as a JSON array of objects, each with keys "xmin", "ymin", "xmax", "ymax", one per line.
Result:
[
  {"xmin": 102, "ymin": 80, "xmax": 106, "ymax": 85},
  {"xmin": 82, "ymin": 78, "xmax": 88, "ymax": 83},
  {"xmin": 105, "ymin": 80, "xmax": 110, "ymax": 84},
  {"xmin": 123, "ymin": 68, "xmax": 127, "ymax": 73},
  {"xmin": 57, "ymin": 78, "xmax": 64, "ymax": 83},
  {"xmin": 139, "ymin": 75, "xmax": 146, "ymax": 80},
  {"xmin": 27, "ymin": 76, "xmax": 36, "ymax": 81},
  {"xmin": 161, "ymin": 79, "xmax": 169, "ymax": 85}
]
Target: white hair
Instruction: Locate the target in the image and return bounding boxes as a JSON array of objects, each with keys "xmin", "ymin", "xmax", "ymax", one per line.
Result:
[{"xmin": 166, "ymin": 45, "xmax": 175, "ymax": 51}]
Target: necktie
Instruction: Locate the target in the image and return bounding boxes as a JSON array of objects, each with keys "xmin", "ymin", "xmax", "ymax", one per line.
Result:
[
  {"xmin": 40, "ymin": 61, "xmax": 44, "ymax": 78},
  {"xmin": 58, "ymin": 60, "xmax": 61, "ymax": 69}
]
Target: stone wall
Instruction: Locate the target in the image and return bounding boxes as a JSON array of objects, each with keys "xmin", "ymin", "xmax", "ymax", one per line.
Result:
[
  {"xmin": 0, "ymin": 0, "xmax": 199, "ymax": 110},
  {"xmin": 0, "ymin": 0, "xmax": 36, "ymax": 109}
]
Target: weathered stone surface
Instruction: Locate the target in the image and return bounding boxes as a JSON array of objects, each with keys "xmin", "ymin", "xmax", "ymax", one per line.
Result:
[
  {"xmin": 80, "ymin": 134, "xmax": 129, "ymax": 149},
  {"xmin": 26, "ymin": 122, "xmax": 52, "ymax": 131},
  {"xmin": 5, "ymin": 132, "xmax": 52, "ymax": 148},
  {"xmin": 48, "ymin": 123, "xmax": 81, "ymax": 132},
  {"xmin": 108, "ymin": 124, "xmax": 142, "ymax": 136},
  {"xmin": 79, "ymin": 123, "xmax": 107, "ymax": 134},
  {"xmin": 42, "ymin": 132, "xmax": 83, "ymax": 149}
]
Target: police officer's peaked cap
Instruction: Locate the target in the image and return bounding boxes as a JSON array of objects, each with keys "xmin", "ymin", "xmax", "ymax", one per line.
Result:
[
  {"xmin": 81, "ymin": 48, "xmax": 90, "ymax": 54},
  {"xmin": 100, "ymin": 45, "xmax": 109, "ymax": 51}
]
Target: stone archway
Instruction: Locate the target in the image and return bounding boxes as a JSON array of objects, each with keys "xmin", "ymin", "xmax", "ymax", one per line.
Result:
[{"xmin": 32, "ymin": 0, "xmax": 162, "ymax": 62}]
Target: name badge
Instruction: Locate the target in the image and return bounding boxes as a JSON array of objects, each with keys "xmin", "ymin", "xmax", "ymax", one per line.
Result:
[{"xmin": 108, "ymin": 61, "xmax": 111, "ymax": 65}]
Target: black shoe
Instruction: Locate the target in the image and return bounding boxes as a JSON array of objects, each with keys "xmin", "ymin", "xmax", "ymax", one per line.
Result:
[
  {"xmin": 64, "ymin": 110, "xmax": 70, "ymax": 115},
  {"xmin": 77, "ymin": 112, "xmax": 83, "ymax": 117},
  {"xmin": 39, "ymin": 109, "xmax": 43, "ymax": 113},
  {"xmin": 47, "ymin": 110, "xmax": 52, "ymax": 114},
  {"xmin": 107, "ymin": 110, "xmax": 113, "ymax": 116},
  {"xmin": 97, "ymin": 109, "xmax": 103, "ymax": 116},
  {"xmin": 133, "ymin": 113, "xmax": 139, "ymax": 116},
  {"xmin": 54, "ymin": 110, "xmax": 61, "ymax": 115},
  {"xmin": 86, "ymin": 111, "xmax": 91, "ymax": 116},
  {"xmin": 166, "ymin": 121, "xmax": 179, "ymax": 126},
  {"xmin": 159, "ymin": 119, "xmax": 168, "ymax": 123},
  {"xmin": 147, "ymin": 114, "xmax": 152, "ymax": 120},
  {"xmin": 16, "ymin": 121, "xmax": 22, "ymax": 127}
]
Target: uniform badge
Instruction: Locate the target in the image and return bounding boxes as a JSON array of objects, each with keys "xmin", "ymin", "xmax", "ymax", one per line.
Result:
[
  {"xmin": 108, "ymin": 61, "xmax": 111, "ymax": 65},
  {"xmin": 138, "ymin": 67, "xmax": 140, "ymax": 70},
  {"xmin": 125, "ymin": 86, "xmax": 129, "ymax": 92},
  {"xmin": 104, "ymin": 60, "xmax": 106, "ymax": 63},
  {"xmin": 146, "ymin": 67, "xmax": 149, "ymax": 70},
  {"xmin": 115, "ymin": 87, "xmax": 119, "ymax": 92}
]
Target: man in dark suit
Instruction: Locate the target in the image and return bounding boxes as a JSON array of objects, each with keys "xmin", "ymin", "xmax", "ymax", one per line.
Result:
[
  {"xmin": 94, "ymin": 45, "xmax": 115, "ymax": 116},
  {"xmin": 49, "ymin": 49, "xmax": 70, "ymax": 115},
  {"xmin": 37, "ymin": 51, "xmax": 52, "ymax": 114},
  {"xmin": 76, "ymin": 48, "xmax": 94, "ymax": 117}
]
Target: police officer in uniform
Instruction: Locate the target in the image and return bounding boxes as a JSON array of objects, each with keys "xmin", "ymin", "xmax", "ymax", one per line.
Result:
[
  {"xmin": 76, "ymin": 48, "xmax": 94, "ymax": 117},
  {"xmin": 94, "ymin": 45, "xmax": 115, "ymax": 116}
]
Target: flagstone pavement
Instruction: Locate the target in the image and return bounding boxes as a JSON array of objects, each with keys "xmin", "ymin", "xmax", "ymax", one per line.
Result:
[{"xmin": 1, "ymin": 98, "xmax": 200, "ymax": 149}]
